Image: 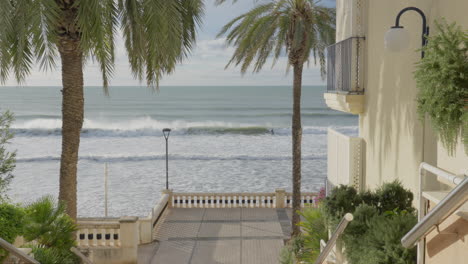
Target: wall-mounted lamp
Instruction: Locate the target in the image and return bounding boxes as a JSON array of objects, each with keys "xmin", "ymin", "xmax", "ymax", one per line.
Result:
[{"xmin": 384, "ymin": 7, "xmax": 429, "ymax": 58}]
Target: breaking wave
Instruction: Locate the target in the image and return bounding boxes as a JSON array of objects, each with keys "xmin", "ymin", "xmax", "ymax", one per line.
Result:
[
  {"xmin": 16, "ymin": 153, "xmax": 327, "ymax": 163},
  {"xmin": 11, "ymin": 117, "xmax": 358, "ymax": 137}
]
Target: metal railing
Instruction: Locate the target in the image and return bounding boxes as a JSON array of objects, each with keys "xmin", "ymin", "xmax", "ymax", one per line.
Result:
[
  {"xmin": 327, "ymin": 37, "xmax": 365, "ymax": 94},
  {"xmin": 314, "ymin": 213, "xmax": 354, "ymax": 264},
  {"xmin": 401, "ymin": 163, "xmax": 468, "ymax": 249},
  {"xmin": 0, "ymin": 237, "xmax": 39, "ymax": 264}
]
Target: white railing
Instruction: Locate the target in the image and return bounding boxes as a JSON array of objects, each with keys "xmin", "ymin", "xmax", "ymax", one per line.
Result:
[
  {"xmin": 403, "ymin": 162, "xmax": 467, "ymax": 264},
  {"xmin": 0, "ymin": 237, "xmax": 39, "ymax": 264},
  {"xmin": 169, "ymin": 189, "xmax": 319, "ymax": 209},
  {"xmin": 327, "ymin": 128, "xmax": 364, "ymax": 192},
  {"xmin": 315, "ymin": 213, "xmax": 354, "ymax": 264},
  {"xmin": 76, "ymin": 218, "xmax": 121, "ymax": 247}
]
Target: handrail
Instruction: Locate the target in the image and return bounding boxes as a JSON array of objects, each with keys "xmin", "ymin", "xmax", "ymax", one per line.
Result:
[
  {"xmin": 401, "ymin": 177, "xmax": 468, "ymax": 248},
  {"xmin": 314, "ymin": 213, "xmax": 354, "ymax": 264},
  {"xmin": 71, "ymin": 247, "xmax": 93, "ymax": 264},
  {"xmin": 420, "ymin": 162, "xmax": 464, "ymax": 186},
  {"xmin": 0, "ymin": 237, "xmax": 40, "ymax": 264}
]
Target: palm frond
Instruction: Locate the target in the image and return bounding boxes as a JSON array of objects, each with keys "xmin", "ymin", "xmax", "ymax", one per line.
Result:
[{"xmin": 218, "ymin": 0, "xmax": 335, "ymax": 77}]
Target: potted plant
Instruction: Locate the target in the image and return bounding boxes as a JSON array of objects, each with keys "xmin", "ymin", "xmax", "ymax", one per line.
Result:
[{"xmin": 414, "ymin": 19, "xmax": 468, "ymax": 155}]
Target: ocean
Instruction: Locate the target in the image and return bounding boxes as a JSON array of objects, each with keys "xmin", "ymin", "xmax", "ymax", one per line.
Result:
[{"xmin": 0, "ymin": 86, "xmax": 357, "ymax": 217}]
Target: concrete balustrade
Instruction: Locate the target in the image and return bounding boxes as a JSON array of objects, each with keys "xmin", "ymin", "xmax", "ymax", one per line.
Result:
[
  {"xmin": 75, "ymin": 189, "xmax": 319, "ymax": 263},
  {"xmin": 76, "ymin": 219, "xmax": 121, "ymax": 248},
  {"xmin": 167, "ymin": 189, "xmax": 319, "ymax": 209}
]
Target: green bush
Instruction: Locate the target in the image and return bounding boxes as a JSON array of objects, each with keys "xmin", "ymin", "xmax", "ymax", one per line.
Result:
[
  {"xmin": 359, "ymin": 212, "xmax": 417, "ymax": 264},
  {"xmin": 322, "ymin": 185, "xmax": 362, "ymax": 226},
  {"xmin": 0, "ymin": 203, "xmax": 25, "ymax": 261},
  {"xmin": 342, "ymin": 204, "xmax": 379, "ymax": 264},
  {"xmin": 280, "ymin": 207, "xmax": 328, "ymax": 264},
  {"xmin": 22, "ymin": 196, "xmax": 79, "ymax": 263},
  {"xmin": 374, "ymin": 181, "xmax": 414, "ymax": 214},
  {"xmin": 31, "ymin": 246, "xmax": 79, "ymax": 264},
  {"xmin": 324, "ymin": 181, "xmax": 417, "ymax": 264}
]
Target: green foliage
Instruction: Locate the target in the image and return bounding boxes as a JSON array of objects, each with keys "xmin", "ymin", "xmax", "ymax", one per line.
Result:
[
  {"xmin": 342, "ymin": 204, "xmax": 379, "ymax": 264},
  {"xmin": 324, "ymin": 181, "xmax": 417, "ymax": 264},
  {"xmin": 280, "ymin": 207, "xmax": 328, "ymax": 264},
  {"xmin": 322, "ymin": 185, "xmax": 362, "ymax": 225},
  {"xmin": 359, "ymin": 212, "xmax": 417, "ymax": 264},
  {"xmin": 23, "ymin": 196, "xmax": 77, "ymax": 252},
  {"xmin": 0, "ymin": 0, "xmax": 204, "ymax": 89},
  {"xmin": 0, "ymin": 110, "xmax": 16, "ymax": 201},
  {"xmin": 31, "ymin": 246, "xmax": 79, "ymax": 264},
  {"xmin": 217, "ymin": 0, "xmax": 335, "ymax": 76},
  {"xmin": 279, "ymin": 236, "xmax": 304, "ymax": 264},
  {"xmin": 374, "ymin": 180, "xmax": 414, "ymax": 214},
  {"xmin": 0, "ymin": 203, "xmax": 25, "ymax": 261},
  {"xmin": 415, "ymin": 19, "xmax": 468, "ymax": 155},
  {"xmin": 297, "ymin": 207, "xmax": 328, "ymax": 262}
]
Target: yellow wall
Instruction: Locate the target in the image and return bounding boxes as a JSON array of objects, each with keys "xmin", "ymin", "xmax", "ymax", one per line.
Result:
[
  {"xmin": 358, "ymin": 0, "xmax": 467, "ymax": 197},
  {"xmin": 340, "ymin": 0, "xmax": 468, "ymax": 263}
]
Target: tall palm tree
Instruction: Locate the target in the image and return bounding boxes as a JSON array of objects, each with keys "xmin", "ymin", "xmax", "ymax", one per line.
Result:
[
  {"xmin": 0, "ymin": 0, "xmax": 204, "ymax": 220},
  {"xmin": 217, "ymin": 0, "xmax": 335, "ymax": 236}
]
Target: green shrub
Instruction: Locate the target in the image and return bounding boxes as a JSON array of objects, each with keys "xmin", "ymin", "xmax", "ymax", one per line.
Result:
[
  {"xmin": 359, "ymin": 212, "xmax": 417, "ymax": 264},
  {"xmin": 0, "ymin": 203, "xmax": 25, "ymax": 261},
  {"xmin": 31, "ymin": 246, "xmax": 79, "ymax": 264},
  {"xmin": 297, "ymin": 208, "xmax": 329, "ymax": 262},
  {"xmin": 279, "ymin": 236, "xmax": 304, "ymax": 264},
  {"xmin": 23, "ymin": 196, "xmax": 78, "ymax": 263},
  {"xmin": 323, "ymin": 181, "xmax": 417, "ymax": 264},
  {"xmin": 342, "ymin": 204, "xmax": 379, "ymax": 264},
  {"xmin": 280, "ymin": 207, "xmax": 328, "ymax": 264},
  {"xmin": 322, "ymin": 185, "xmax": 362, "ymax": 226},
  {"xmin": 374, "ymin": 180, "xmax": 414, "ymax": 214}
]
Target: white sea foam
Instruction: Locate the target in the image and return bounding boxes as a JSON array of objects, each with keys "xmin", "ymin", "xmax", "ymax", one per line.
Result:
[{"xmin": 12, "ymin": 117, "xmax": 358, "ymax": 137}]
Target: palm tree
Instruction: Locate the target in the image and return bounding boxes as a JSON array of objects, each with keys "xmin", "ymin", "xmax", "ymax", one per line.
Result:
[
  {"xmin": 217, "ymin": 0, "xmax": 335, "ymax": 236},
  {"xmin": 0, "ymin": 0, "xmax": 204, "ymax": 220}
]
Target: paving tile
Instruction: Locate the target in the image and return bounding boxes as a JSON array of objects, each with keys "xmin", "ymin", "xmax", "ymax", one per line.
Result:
[
  {"xmin": 165, "ymin": 208, "xmax": 206, "ymax": 221},
  {"xmin": 198, "ymin": 222, "xmax": 240, "ymax": 238},
  {"xmin": 191, "ymin": 240, "xmax": 241, "ymax": 264},
  {"xmin": 241, "ymin": 222, "xmax": 283, "ymax": 237},
  {"xmin": 203, "ymin": 208, "xmax": 241, "ymax": 221},
  {"xmin": 154, "ymin": 222, "xmax": 201, "ymax": 241},
  {"xmin": 241, "ymin": 239, "xmax": 283, "ymax": 264},
  {"xmin": 242, "ymin": 208, "xmax": 278, "ymax": 221},
  {"xmin": 151, "ymin": 240, "xmax": 195, "ymax": 264}
]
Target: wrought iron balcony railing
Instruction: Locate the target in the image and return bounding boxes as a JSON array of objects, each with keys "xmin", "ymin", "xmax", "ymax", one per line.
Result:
[{"xmin": 327, "ymin": 37, "xmax": 365, "ymax": 94}]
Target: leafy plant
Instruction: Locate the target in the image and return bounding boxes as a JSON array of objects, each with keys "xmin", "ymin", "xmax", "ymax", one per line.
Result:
[
  {"xmin": 280, "ymin": 207, "xmax": 328, "ymax": 264},
  {"xmin": 359, "ymin": 212, "xmax": 417, "ymax": 264},
  {"xmin": 0, "ymin": 203, "xmax": 25, "ymax": 261},
  {"xmin": 322, "ymin": 185, "xmax": 362, "ymax": 226},
  {"xmin": 374, "ymin": 180, "xmax": 414, "ymax": 214},
  {"xmin": 0, "ymin": 110, "xmax": 16, "ymax": 201},
  {"xmin": 415, "ymin": 19, "xmax": 468, "ymax": 155},
  {"xmin": 31, "ymin": 246, "xmax": 78, "ymax": 264},
  {"xmin": 298, "ymin": 208, "xmax": 329, "ymax": 262},
  {"xmin": 22, "ymin": 196, "xmax": 78, "ymax": 263}
]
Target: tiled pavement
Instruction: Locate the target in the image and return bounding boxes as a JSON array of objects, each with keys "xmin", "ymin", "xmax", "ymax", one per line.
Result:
[{"xmin": 139, "ymin": 208, "xmax": 293, "ymax": 264}]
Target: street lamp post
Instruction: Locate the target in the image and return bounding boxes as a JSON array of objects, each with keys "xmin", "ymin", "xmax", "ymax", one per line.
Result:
[
  {"xmin": 162, "ymin": 128, "xmax": 171, "ymax": 189},
  {"xmin": 384, "ymin": 7, "xmax": 430, "ymax": 58}
]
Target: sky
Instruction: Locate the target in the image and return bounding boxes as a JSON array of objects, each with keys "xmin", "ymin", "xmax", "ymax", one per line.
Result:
[{"xmin": 4, "ymin": 0, "xmax": 335, "ymax": 87}]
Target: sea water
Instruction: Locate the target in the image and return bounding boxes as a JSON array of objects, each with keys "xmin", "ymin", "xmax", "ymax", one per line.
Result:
[{"xmin": 0, "ymin": 86, "xmax": 357, "ymax": 217}]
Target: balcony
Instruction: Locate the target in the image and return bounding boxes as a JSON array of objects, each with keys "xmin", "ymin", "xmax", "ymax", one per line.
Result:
[{"xmin": 324, "ymin": 37, "xmax": 365, "ymax": 114}]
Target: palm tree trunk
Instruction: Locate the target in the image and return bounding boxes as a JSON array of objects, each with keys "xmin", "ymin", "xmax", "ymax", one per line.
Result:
[
  {"xmin": 58, "ymin": 41, "xmax": 84, "ymax": 221},
  {"xmin": 291, "ymin": 62, "xmax": 303, "ymax": 236}
]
